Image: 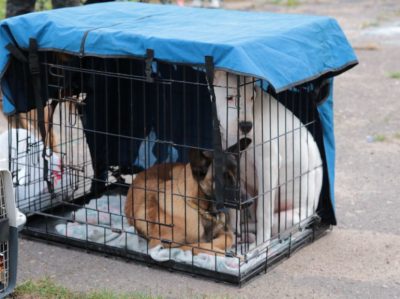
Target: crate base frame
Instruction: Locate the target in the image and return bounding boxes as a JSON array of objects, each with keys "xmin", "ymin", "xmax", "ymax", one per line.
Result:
[{"xmin": 20, "ymin": 197, "xmax": 331, "ymax": 285}]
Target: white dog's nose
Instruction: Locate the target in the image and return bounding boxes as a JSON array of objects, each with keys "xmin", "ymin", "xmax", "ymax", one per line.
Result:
[{"xmin": 239, "ymin": 121, "xmax": 253, "ymax": 134}]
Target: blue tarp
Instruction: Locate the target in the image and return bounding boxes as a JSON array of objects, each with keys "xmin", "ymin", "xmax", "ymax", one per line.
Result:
[
  {"xmin": 0, "ymin": 2, "xmax": 356, "ymax": 98},
  {"xmin": 0, "ymin": 2, "xmax": 358, "ymax": 223}
]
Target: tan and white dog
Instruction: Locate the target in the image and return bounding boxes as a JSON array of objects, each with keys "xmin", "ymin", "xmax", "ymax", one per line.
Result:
[
  {"xmin": 0, "ymin": 95, "xmax": 59, "ymax": 152},
  {"xmin": 213, "ymin": 71, "xmax": 323, "ymax": 245}
]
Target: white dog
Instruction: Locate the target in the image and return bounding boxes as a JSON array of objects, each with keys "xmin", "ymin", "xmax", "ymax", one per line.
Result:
[{"xmin": 213, "ymin": 71, "xmax": 323, "ymax": 246}]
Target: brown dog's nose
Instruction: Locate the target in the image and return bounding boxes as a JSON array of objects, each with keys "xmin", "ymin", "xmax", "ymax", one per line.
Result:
[{"xmin": 239, "ymin": 121, "xmax": 253, "ymax": 134}]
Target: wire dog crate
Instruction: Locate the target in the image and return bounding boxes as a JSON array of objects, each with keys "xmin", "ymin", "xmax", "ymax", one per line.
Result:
[
  {"xmin": 0, "ymin": 3, "xmax": 357, "ymax": 285},
  {"xmin": 0, "ymin": 173, "xmax": 9, "ymax": 294},
  {"xmin": 0, "ymin": 169, "xmax": 23, "ymax": 297}
]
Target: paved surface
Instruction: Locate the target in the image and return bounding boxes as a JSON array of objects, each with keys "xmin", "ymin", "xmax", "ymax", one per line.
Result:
[{"xmin": 1, "ymin": 0, "xmax": 400, "ymax": 298}]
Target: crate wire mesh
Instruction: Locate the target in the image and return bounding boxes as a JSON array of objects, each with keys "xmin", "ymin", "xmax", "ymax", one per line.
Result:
[
  {"xmin": 0, "ymin": 174, "xmax": 9, "ymax": 292},
  {"xmin": 0, "ymin": 169, "xmax": 21, "ymax": 297},
  {"xmin": 7, "ymin": 50, "xmax": 331, "ymax": 284}
]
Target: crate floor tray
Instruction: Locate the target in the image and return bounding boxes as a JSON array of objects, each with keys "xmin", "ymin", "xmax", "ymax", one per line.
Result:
[{"xmin": 22, "ymin": 189, "xmax": 328, "ymax": 284}]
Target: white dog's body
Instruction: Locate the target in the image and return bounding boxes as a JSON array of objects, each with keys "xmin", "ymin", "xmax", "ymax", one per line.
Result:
[
  {"xmin": 253, "ymin": 85, "xmax": 323, "ymax": 243},
  {"xmin": 213, "ymin": 71, "xmax": 323, "ymax": 246}
]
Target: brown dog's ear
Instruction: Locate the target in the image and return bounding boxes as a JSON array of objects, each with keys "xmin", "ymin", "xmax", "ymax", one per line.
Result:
[
  {"xmin": 188, "ymin": 150, "xmax": 213, "ymax": 181},
  {"xmin": 201, "ymin": 151, "xmax": 213, "ymax": 159}
]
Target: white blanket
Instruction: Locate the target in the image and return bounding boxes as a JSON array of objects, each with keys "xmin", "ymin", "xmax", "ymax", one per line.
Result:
[
  {"xmin": 54, "ymin": 195, "xmax": 243, "ymax": 274},
  {"xmin": 54, "ymin": 194, "xmax": 309, "ymax": 276}
]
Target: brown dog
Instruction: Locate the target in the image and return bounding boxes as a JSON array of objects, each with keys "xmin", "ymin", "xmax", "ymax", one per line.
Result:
[{"xmin": 124, "ymin": 139, "xmax": 251, "ymax": 256}]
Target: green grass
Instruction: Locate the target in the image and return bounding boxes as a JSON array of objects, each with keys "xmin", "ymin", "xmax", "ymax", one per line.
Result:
[
  {"xmin": 383, "ymin": 115, "xmax": 391, "ymax": 123},
  {"xmin": 0, "ymin": 0, "xmax": 5, "ymax": 19},
  {"xmin": 387, "ymin": 72, "xmax": 400, "ymax": 79},
  {"xmin": 35, "ymin": 0, "xmax": 54, "ymax": 11},
  {"xmin": 286, "ymin": 0, "xmax": 300, "ymax": 6},
  {"xmin": 272, "ymin": 0, "xmax": 301, "ymax": 7},
  {"xmin": 12, "ymin": 278, "xmax": 161, "ymax": 299},
  {"xmin": 0, "ymin": 0, "xmax": 55, "ymax": 19},
  {"xmin": 360, "ymin": 20, "xmax": 380, "ymax": 29},
  {"xmin": 12, "ymin": 278, "xmax": 71, "ymax": 299},
  {"xmin": 373, "ymin": 134, "xmax": 386, "ymax": 142}
]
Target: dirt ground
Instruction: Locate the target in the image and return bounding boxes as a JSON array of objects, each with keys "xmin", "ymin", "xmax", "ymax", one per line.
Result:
[{"xmin": 1, "ymin": 0, "xmax": 400, "ymax": 298}]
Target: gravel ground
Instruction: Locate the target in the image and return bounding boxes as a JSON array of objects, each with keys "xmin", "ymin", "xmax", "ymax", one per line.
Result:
[{"xmin": 1, "ymin": 0, "xmax": 400, "ymax": 298}]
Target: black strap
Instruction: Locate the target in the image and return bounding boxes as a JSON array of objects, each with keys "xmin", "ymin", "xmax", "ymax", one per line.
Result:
[
  {"xmin": 205, "ymin": 56, "xmax": 225, "ymax": 211},
  {"xmin": 6, "ymin": 43, "xmax": 28, "ymax": 63},
  {"xmin": 313, "ymin": 78, "xmax": 331, "ymax": 106},
  {"xmin": 28, "ymin": 38, "xmax": 54, "ymax": 193},
  {"xmin": 145, "ymin": 49, "xmax": 154, "ymax": 83}
]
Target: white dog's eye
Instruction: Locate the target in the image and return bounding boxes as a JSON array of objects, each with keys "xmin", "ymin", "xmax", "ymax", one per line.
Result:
[{"xmin": 227, "ymin": 95, "xmax": 234, "ymax": 102}]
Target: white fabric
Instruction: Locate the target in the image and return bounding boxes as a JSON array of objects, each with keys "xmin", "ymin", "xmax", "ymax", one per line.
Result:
[{"xmin": 0, "ymin": 129, "xmax": 73, "ymax": 213}]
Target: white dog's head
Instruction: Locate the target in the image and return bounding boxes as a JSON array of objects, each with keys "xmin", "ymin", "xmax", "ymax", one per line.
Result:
[{"xmin": 213, "ymin": 71, "xmax": 256, "ymax": 149}]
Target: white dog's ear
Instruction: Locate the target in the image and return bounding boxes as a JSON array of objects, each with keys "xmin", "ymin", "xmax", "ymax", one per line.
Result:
[
  {"xmin": 214, "ymin": 70, "xmax": 224, "ymax": 77},
  {"xmin": 213, "ymin": 70, "xmax": 226, "ymax": 86}
]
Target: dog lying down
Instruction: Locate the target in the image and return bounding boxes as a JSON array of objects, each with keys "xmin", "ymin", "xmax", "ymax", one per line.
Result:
[{"xmin": 125, "ymin": 138, "xmax": 251, "ymax": 256}]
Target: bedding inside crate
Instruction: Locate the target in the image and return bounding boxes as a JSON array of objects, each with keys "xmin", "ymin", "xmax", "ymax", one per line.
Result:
[{"xmin": 25, "ymin": 186, "xmax": 316, "ymax": 276}]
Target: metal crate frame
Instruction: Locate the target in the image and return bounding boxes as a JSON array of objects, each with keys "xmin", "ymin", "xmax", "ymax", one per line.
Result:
[{"xmin": 7, "ymin": 48, "xmax": 331, "ymax": 285}]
